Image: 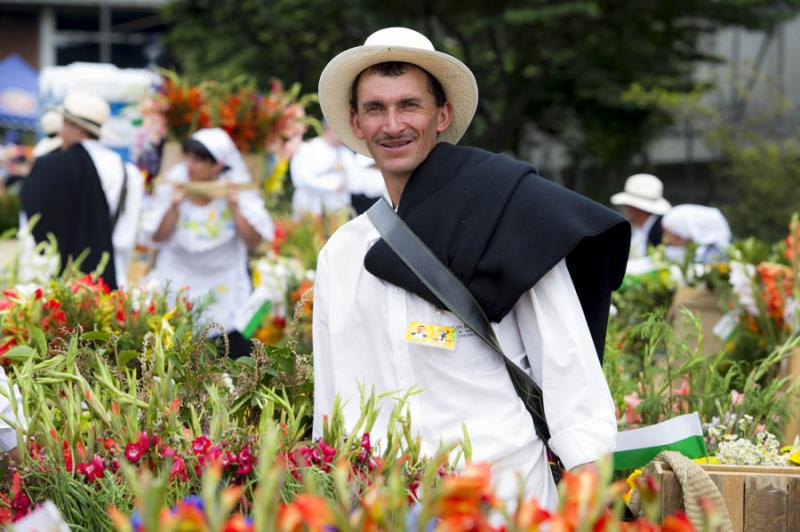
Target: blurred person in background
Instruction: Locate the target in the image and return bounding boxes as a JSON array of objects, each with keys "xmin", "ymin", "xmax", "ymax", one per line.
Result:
[
  {"xmin": 611, "ymin": 173, "xmax": 671, "ymax": 259},
  {"xmin": 662, "ymin": 204, "xmax": 731, "ymax": 264},
  {"xmin": 21, "ymin": 92, "xmax": 144, "ymax": 289},
  {"xmin": 140, "ymin": 128, "xmax": 274, "ymax": 358},
  {"xmin": 347, "ymin": 153, "xmax": 385, "ymax": 214},
  {"xmin": 32, "ymin": 110, "xmax": 63, "ymax": 159},
  {"xmin": 2, "ymin": 146, "xmax": 32, "ymax": 192},
  {"xmin": 289, "ymin": 123, "xmax": 352, "ymax": 218}
]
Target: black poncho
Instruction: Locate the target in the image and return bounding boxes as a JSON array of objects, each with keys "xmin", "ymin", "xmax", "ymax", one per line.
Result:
[
  {"xmin": 21, "ymin": 143, "xmax": 118, "ymax": 290},
  {"xmin": 364, "ymin": 142, "xmax": 630, "ymax": 361}
]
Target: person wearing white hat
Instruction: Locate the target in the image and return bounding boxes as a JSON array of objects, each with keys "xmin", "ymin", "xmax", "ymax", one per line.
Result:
[
  {"xmin": 21, "ymin": 92, "xmax": 144, "ymax": 290},
  {"xmin": 140, "ymin": 128, "xmax": 274, "ymax": 357},
  {"xmin": 312, "ymin": 27, "xmax": 631, "ymax": 509},
  {"xmin": 32, "ymin": 110, "xmax": 63, "ymax": 158},
  {"xmin": 662, "ymin": 204, "xmax": 731, "ymax": 264},
  {"xmin": 610, "ymin": 173, "xmax": 671, "ymax": 259}
]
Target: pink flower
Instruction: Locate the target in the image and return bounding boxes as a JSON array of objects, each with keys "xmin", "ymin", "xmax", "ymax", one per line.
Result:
[
  {"xmin": 673, "ymin": 374, "xmax": 690, "ymax": 396},
  {"xmin": 730, "ymin": 390, "xmax": 745, "ymax": 406},
  {"xmin": 624, "ymin": 392, "xmax": 641, "ymax": 409}
]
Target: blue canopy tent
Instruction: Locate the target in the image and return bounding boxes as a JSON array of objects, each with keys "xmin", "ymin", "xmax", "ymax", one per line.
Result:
[{"xmin": 0, "ymin": 54, "xmax": 39, "ymax": 131}]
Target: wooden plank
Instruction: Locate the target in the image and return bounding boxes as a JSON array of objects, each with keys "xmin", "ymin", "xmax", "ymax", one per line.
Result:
[
  {"xmin": 711, "ymin": 473, "xmax": 744, "ymax": 532},
  {"xmin": 659, "ymin": 470, "xmax": 685, "ymax": 517},
  {"xmin": 699, "ymin": 464, "xmax": 800, "ymax": 476},
  {"xmin": 787, "ymin": 477, "xmax": 800, "ymax": 532},
  {"xmin": 744, "ymin": 475, "xmax": 788, "ymax": 532}
]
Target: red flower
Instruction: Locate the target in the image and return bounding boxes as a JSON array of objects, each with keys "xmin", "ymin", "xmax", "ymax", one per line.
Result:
[
  {"xmin": 0, "ymin": 338, "xmax": 17, "ymax": 357},
  {"xmin": 76, "ymin": 455, "xmax": 106, "ymax": 482},
  {"xmin": 170, "ymin": 455, "xmax": 188, "ymax": 481},
  {"xmin": 10, "ymin": 491, "xmax": 30, "ymax": 520},
  {"xmin": 192, "ymin": 435, "xmax": 211, "ymax": 456},
  {"xmin": 33, "ymin": 288, "xmax": 43, "ymax": 300},
  {"xmin": 125, "ymin": 443, "xmax": 144, "ymax": 463}
]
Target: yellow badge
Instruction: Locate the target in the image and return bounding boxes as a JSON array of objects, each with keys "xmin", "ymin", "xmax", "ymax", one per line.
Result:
[{"xmin": 405, "ymin": 321, "xmax": 455, "ymax": 350}]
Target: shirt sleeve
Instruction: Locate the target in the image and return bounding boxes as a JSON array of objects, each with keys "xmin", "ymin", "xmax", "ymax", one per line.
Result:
[
  {"xmin": 0, "ymin": 366, "xmax": 25, "ymax": 452},
  {"xmin": 311, "ymin": 247, "xmax": 334, "ymax": 439},
  {"xmin": 514, "ymin": 259, "xmax": 617, "ymax": 471},
  {"xmin": 237, "ymin": 190, "xmax": 275, "ymax": 241}
]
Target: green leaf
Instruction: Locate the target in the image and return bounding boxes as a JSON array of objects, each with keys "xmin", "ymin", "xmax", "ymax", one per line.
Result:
[
  {"xmin": 2, "ymin": 345, "xmax": 37, "ymax": 362},
  {"xmin": 82, "ymin": 331, "xmax": 111, "ymax": 342},
  {"xmin": 30, "ymin": 326, "xmax": 47, "ymax": 355},
  {"xmin": 117, "ymin": 350, "xmax": 139, "ymax": 367}
]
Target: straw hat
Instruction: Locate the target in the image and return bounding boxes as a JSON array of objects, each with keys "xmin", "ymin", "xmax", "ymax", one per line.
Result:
[
  {"xmin": 319, "ymin": 27, "xmax": 478, "ymax": 156},
  {"xmin": 611, "ymin": 173, "xmax": 671, "ymax": 215},
  {"xmin": 60, "ymin": 92, "xmax": 110, "ymax": 137}
]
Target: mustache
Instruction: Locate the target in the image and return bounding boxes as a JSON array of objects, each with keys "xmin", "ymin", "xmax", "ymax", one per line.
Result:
[{"xmin": 374, "ymin": 133, "xmax": 416, "ymax": 144}]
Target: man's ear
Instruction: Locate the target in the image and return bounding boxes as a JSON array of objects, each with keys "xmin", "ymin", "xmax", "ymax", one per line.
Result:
[
  {"xmin": 436, "ymin": 101, "xmax": 454, "ymax": 134},
  {"xmin": 350, "ymin": 109, "xmax": 366, "ymax": 140}
]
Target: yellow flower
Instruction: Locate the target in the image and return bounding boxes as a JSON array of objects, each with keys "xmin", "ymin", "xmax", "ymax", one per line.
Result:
[
  {"xmin": 780, "ymin": 446, "xmax": 793, "ymax": 454},
  {"xmin": 790, "ymin": 450, "xmax": 800, "ymax": 465},
  {"xmin": 693, "ymin": 456, "xmax": 720, "ymax": 465},
  {"xmin": 624, "ymin": 469, "xmax": 642, "ymax": 504}
]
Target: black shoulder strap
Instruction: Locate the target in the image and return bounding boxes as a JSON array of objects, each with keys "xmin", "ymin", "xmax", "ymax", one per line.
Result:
[
  {"xmin": 111, "ymin": 159, "xmax": 128, "ymax": 232},
  {"xmin": 366, "ymin": 198, "xmax": 551, "ymax": 443}
]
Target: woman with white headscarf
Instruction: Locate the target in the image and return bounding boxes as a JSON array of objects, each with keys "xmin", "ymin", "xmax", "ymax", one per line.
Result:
[
  {"xmin": 140, "ymin": 128, "xmax": 274, "ymax": 356},
  {"xmin": 662, "ymin": 204, "xmax": 731, "ymax": 264}
]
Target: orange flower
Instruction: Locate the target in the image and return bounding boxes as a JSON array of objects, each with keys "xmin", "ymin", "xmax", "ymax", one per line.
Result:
[
  {"xmin": 513, "ymin": 498, "xmax": 551, "ymax": 530},
  {"xmin": 661, "ymin": 512, "xmax": 694, "ymax": 532},
  {"xmin": 436, "ymin": 462, "xmax": 497, "ymax": 524},
  {"xmin": 276, "ymin": 495, "xmax": 334, "ymax": 532}
]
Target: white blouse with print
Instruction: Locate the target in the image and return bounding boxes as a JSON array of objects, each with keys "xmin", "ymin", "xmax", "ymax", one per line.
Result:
[{"xmin": 140, "ymin": 169, "xmax": 274, "ymax": 332}]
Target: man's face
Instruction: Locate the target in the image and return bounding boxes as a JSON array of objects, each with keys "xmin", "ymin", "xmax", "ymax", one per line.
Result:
[
  {"xmin": 623, "ymin": 205, "xmax": 653, "ymax": 228},
  {"xmin": 185, "ymin": 153, "xmax": 222, "ymax": 182},
  {"xmin": 349, "ymin": 67, "xmax": 453, "ymax": 182},
  {"xmin": 60, "ymin": 120, "xmax": 87, "ymax": 148}
]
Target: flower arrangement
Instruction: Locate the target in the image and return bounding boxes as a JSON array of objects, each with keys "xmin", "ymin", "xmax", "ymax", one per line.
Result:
[
  {"xmin": 154, "ymin": 70, "xmax": 315, "ymax": 193},
  {"xmin": 604, "ymin": 313, "xmax": 800, "ymax": 437}
]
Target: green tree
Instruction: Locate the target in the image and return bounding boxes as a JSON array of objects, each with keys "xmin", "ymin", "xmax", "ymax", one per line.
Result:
[{"xmin": 163, "ymin": 0, "xmax": 800, "ymax": 187}]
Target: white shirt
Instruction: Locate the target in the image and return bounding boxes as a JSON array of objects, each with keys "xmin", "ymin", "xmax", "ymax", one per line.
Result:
[
  {"xmin": 345, "ymin": 154, "xmax": 386, "ymax": 198},
  {"xmin": 289, "ymin": 137, "xmax": 352, "ymax": 217},
  {"xmin": 81, "ymin": 140, "xmax": 144, "ymax": 288},
  {"xmin": 139, "ymin": 168, "xmax": 274, "ymax": 332},
  {"xmin": 312, "ymin": 214, "xmax": 617, "ymax": 509},
  {"xmin": 629, "ymin": 214, "xmax": 658, "ymax": 259}
]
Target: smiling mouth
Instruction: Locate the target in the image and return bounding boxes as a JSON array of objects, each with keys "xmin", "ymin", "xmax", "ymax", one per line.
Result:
[{"xmin": 378, "ymin": 138, "xmax": 413, "ymax": 150}]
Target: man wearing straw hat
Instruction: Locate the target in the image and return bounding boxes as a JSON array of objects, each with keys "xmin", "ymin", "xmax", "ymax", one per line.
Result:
[
  {"xmin": 611, "ymin": 173, "xmax": 671, "ymax": 259},
  {"xmin": 313, "ymin": 27, "xmax": 630, "ymax": 507},
  {"xmin": 21, "ymin": 92, "xmax": 144, "ymax": 289}
]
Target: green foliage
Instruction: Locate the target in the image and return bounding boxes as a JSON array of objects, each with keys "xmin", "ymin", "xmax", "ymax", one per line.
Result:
[
  {"xmin": 163, "ymin": 0, "xmax": 800, "ymax": 173},
  {"xmin": 0, "ymin": 191, "xmax": 20, "ymax": 234},
  {"xmin": 604, "ymin": 311, "xmax": 800, "ymax": 435},
  {"xmin": 710, "ymin": 129, "xmax": 800, "ymax": 242}
]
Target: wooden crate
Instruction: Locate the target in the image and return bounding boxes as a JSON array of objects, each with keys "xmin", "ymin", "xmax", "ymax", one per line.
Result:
[{"xmin": 656, "ymin": 462, "xmax": 800, "ymax": 532}]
